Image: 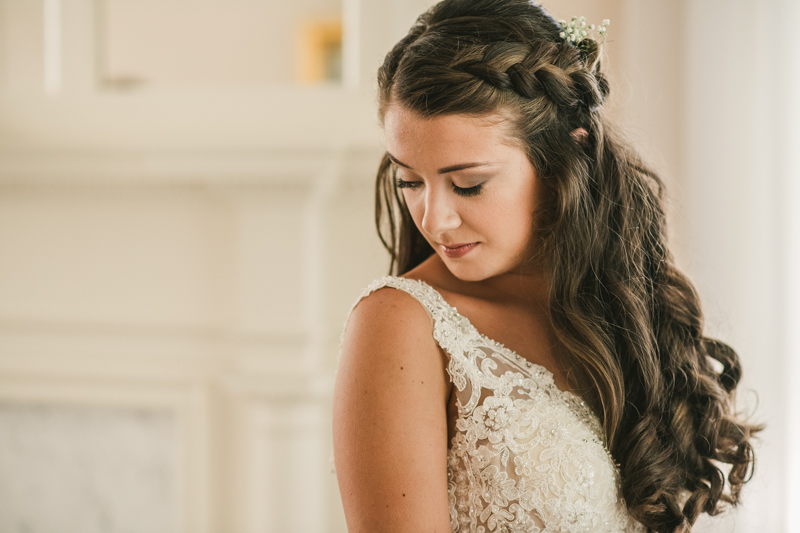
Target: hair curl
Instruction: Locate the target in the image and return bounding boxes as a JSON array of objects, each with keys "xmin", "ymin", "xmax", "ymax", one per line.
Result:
[{"xmin": 373, "ymin": 1, "xmax": 760, "ymax": 531}]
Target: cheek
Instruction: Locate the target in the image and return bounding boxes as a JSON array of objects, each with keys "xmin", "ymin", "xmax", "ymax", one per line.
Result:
[
  {"xmin": 403, "ymin": 192, "xmax": 425, "ymax": 226},
  {"xmin": 402, "ymin": 190, "xmax": 416, "ymax": 211},
  {"xmin": 494, "ymin": 187, "xmax": 537, "ymax": 243}
]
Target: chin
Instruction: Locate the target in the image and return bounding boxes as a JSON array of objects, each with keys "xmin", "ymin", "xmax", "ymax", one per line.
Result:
[
  {"xmin": 451, "ymin": 272, "xmax": 485, "ymax": 283},
  {"xmin": 443, "ymin": 261, "xmax": 494, "ymax": 283}
]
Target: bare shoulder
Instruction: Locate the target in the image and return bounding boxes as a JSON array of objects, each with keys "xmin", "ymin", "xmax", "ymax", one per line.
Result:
[
  {"xmin": 340, "ymin": 285, "xmax": 447, "ymax": 397},
  {"xmin": 344, "ymin": 284, "xmax": 434, "ymax": 342},
  {"xmin": 333, "ymin": 283, "xmax": 452, "ymax": 531}
]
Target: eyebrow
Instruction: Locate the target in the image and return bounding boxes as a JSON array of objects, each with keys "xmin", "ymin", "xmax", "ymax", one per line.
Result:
[{"xmin": 387, "ymin": 153, "xmax": 494, "ymax": 174}]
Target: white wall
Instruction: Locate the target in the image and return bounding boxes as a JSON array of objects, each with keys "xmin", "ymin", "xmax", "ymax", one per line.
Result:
[
  {"xmin": 681, "ymin": 1, "xmax": 798, "ymax": 531},
  {"xmin": 0, "ymin": 0, "xmax": 795, "ymax": 532},
  {"xmin": 102, "ymin": 0, "xmax": 342, "ymax": 86},
  {"xmin": 0, "ymin": 1, "xmax": 390, "ymax": 531}
]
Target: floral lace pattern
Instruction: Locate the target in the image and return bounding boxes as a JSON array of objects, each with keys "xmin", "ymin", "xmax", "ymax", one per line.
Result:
[{"xmin": 347, "ymin": 277, "xmax": 641, "ymax": 533}]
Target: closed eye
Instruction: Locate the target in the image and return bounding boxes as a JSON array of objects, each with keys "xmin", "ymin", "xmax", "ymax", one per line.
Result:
[
  {"xmin": 394, "ymin": 178, "xmax": 420, "ymax": 190},
  {"xmin": 394, "ymin": 178, "xmax": 484, "ymax": 197},
  {"xmin": 453, "ymin": 183, "xmax": 483, "ymax": 197}
]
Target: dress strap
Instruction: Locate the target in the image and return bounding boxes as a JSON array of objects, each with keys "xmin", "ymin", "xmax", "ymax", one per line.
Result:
[
  {"xmin": 337, "ymin": 276, "xmax": 444, "ymax": 366},
  {"xmin": 344, "ymin": 276, "xmax": 444, "ymax": 326},
  {"xmin": 342, "ymin": 276, "xmax": 481, "ymax": 358}
]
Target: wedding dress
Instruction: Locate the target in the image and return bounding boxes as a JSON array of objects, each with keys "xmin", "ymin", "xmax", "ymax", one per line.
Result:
[{"xmin": 341, "ymin": 276, "xmax": 642, "ymax": 533}]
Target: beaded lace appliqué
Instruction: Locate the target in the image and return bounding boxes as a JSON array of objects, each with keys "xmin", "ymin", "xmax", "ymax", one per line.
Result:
[{"xmin": 345, "ymin": 276, "xmax": 640, "ymax": 533}]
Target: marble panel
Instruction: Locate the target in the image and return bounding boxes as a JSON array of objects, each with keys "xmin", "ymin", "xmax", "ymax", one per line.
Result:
[{"xmin": 0, "ymin": 403, "xmax": 178, "ymax": 533}]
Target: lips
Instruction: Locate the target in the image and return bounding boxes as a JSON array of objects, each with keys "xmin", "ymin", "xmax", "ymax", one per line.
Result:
[{"xmin": 441, "ymin": 242, "xmax": 479, "ymax": 258}]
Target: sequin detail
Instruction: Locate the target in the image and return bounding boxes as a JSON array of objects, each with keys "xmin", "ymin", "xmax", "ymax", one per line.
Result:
[{"xmin": 343, "ymin": 276, "xmax": 643, "ymax": 533}]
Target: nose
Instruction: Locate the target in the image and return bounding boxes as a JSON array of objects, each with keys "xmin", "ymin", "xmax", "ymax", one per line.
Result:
[{"xmin": 420, "ymin": 186, "xmax": 461, "ymax": 237}]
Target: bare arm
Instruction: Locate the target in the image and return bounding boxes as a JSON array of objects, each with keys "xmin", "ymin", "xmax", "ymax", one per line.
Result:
[{"xmin": 332, "ymin": 287, "xmax": 452, "ymax": 532}]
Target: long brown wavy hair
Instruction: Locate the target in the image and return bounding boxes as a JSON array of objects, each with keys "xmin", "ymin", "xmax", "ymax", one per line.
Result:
[{"xmin": 373, "ymin": 1, "xmax": 760, "ymax": 531}]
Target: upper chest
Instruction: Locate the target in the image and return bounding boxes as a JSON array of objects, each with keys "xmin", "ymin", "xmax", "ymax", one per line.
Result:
[{"xmin": 437, "ymin": 291, "xmax": 573, "ymax": 392}]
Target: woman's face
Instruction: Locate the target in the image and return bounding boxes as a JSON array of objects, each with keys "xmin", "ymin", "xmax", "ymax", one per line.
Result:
[{"xmin": 383, "ymin": 105, "xmax": 542, "ymax": 282}]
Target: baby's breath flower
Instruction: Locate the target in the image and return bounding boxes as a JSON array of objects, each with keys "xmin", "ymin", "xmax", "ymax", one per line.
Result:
[{"xmin": 558, "ymin": 15, "xmax": 610, "ymax": 46}]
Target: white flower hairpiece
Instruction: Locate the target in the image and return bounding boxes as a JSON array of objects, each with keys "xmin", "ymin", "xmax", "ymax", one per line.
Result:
[{"xmin": 557, "ymin": 16, "xmax": 610, "ymax": 46}]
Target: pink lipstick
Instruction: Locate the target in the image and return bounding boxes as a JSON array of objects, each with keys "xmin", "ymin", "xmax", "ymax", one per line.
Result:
[{"xmin": 442, "ymin": 242, "xmax": 479, "ymax": 258}]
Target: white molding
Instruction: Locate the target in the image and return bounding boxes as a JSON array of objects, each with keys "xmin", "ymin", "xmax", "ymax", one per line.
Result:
[
  {"xmin": 246, "ymin": 399, "xmax": 329, "ymax": 533},
  {"xmin": 0, "ymin": 147, "xmax": 383, "ymax": 186},
  {"xmin": 0, "ymin": 89, "xmax": 383, "ymax": 151},
  {"xmin": 0, "ymin": 318, "xmax": 337, "ymax": 392},
  {"xmin": 43, "ymin": 0, "xmax": 62, "ymax": 96}
]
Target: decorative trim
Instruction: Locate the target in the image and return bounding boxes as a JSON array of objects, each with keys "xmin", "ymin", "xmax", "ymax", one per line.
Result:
[
  {"xmin": 0, "ymin": 318, "xmax": 337, "ymax": 400},
  {"xmin": 0, "ymin": 148, "xmax": 382, "ymax": 186}
]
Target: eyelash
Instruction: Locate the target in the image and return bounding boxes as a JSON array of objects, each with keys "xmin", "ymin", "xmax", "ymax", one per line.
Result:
[{"xmin": 394, "ymin": 178, "xmax": 484, "ymax": 197}]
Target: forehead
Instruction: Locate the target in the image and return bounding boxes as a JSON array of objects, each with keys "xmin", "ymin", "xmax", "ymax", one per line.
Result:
[{"xmin": 383, "ymin": 105, "xmax": 520, "ymax": 163}]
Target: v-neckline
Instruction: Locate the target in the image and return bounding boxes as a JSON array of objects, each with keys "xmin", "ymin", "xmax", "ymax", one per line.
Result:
[
  {"xmin": 396, "ymin": 275, "xmax": 574, "ymax": 394},
  {"xmin": 382, "ymin": 275, "xmax": 612, "ymax": 462}
]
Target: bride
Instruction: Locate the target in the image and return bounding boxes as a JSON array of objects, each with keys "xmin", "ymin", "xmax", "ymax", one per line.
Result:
[{"xmin": 332, "ymin": 1, "xmax": 759, "ymax": 531}]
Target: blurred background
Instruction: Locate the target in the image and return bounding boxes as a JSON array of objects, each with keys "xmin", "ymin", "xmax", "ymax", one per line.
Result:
[{"xmin": 0, "ymin": 0, "xmax": 796, "ymax": 532}]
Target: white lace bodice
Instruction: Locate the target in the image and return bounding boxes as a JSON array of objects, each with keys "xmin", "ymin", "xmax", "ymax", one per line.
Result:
[{"xmin": 342, "ymin": 276, "xmax": 641, "ymax": 533}]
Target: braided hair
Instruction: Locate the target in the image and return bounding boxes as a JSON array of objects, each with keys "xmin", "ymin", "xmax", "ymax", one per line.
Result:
[{"xmin": 373, "ymin": 1, "xmax": 760, "ymax": 531}]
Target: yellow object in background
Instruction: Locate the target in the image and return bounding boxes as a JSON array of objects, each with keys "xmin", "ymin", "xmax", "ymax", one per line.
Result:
[{"xmin": 297, "ymin": 18, "xmax": 343, "ymax": 84}]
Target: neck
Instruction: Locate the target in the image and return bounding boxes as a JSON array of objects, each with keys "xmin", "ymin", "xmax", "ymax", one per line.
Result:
[{"xmin": 426, "ymin": 254, "xmax": 549, "ymax": 307}]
